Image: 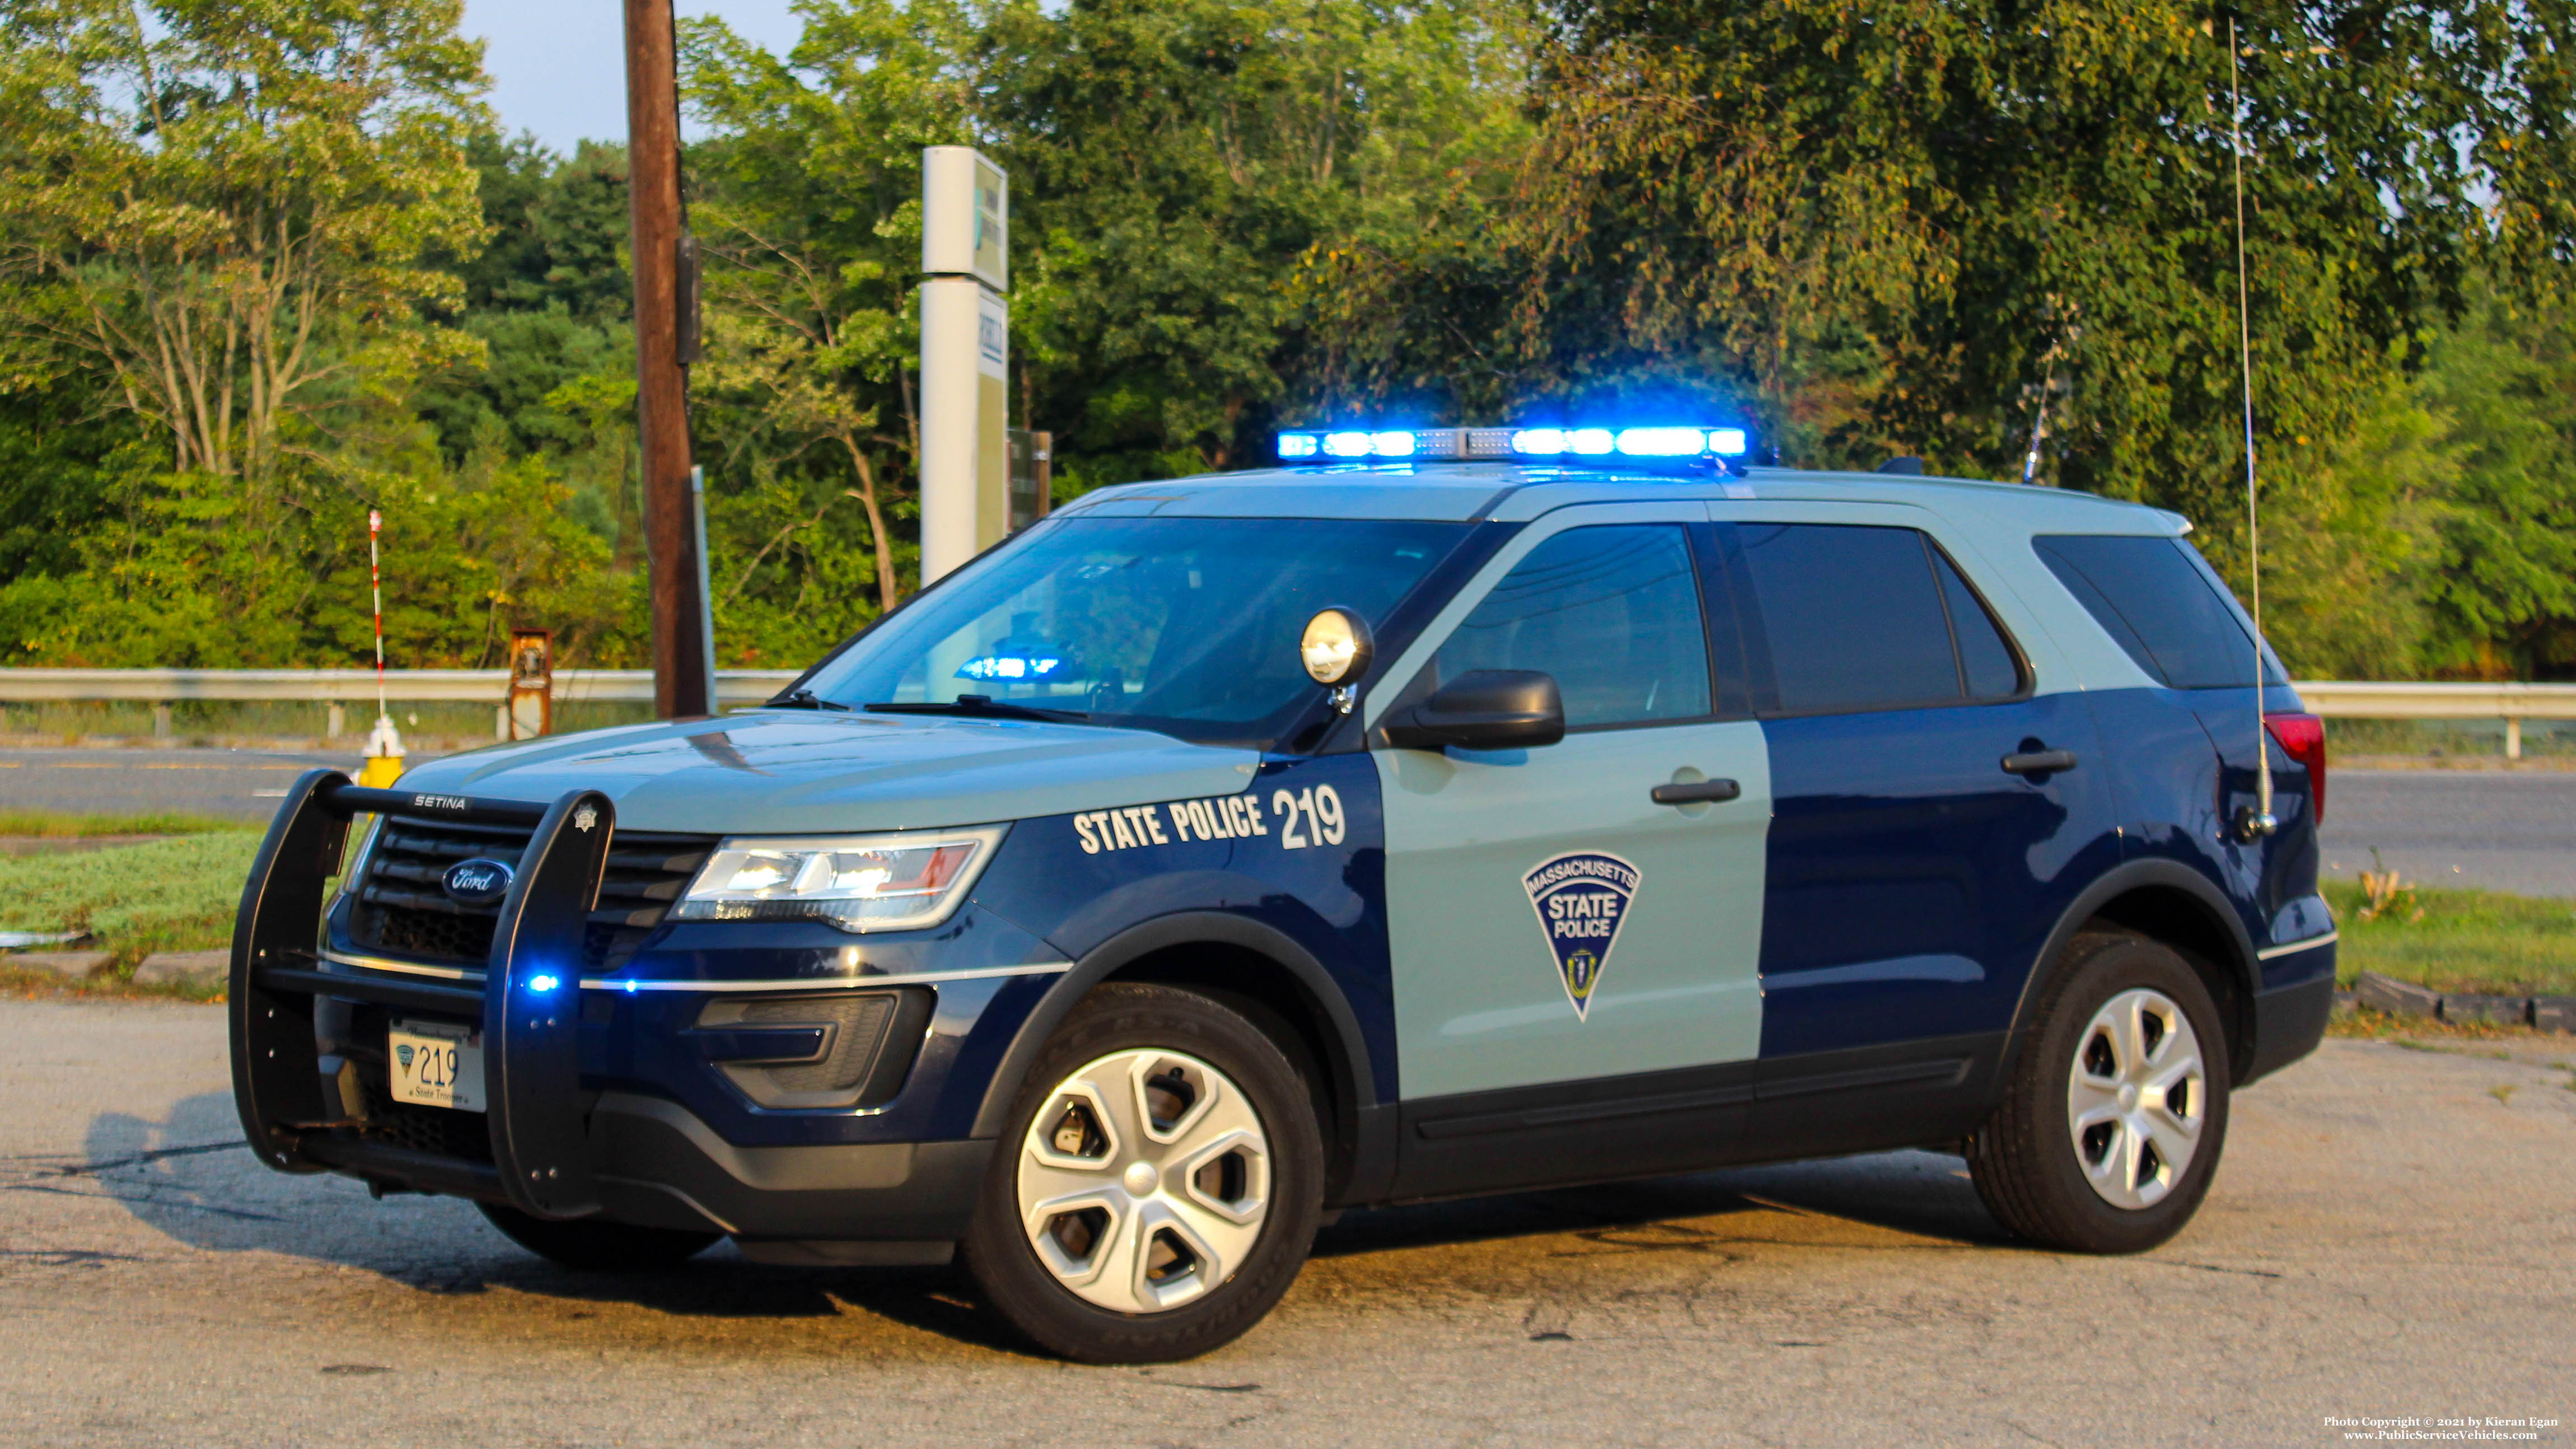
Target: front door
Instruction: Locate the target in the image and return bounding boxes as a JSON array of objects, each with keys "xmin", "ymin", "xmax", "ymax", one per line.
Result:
[{"xmin": 1369, "ymin": 512, "xmax": 1771, "ymax": 1137}]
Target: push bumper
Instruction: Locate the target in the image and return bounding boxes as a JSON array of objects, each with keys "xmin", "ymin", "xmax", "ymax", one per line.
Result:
[{"xmin": 229, "ymin": 770, "xmax": 993, "ymax": 1247}]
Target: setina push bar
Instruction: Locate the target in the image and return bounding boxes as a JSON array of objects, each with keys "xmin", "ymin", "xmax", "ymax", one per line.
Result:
[{"xmin": 229, "ymin": 770, "xmax": 617, "ymax": 1221}]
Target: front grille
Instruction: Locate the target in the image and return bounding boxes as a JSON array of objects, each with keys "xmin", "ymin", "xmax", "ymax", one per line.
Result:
[{"xmin": 349, "ymin": 814, "xmax": 716, "ymax": 972}]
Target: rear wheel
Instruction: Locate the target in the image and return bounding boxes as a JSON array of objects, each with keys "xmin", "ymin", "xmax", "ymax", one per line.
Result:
[
  {"xmin": 963, "ymin": 983, "xmax": 1323, "ymax": 1363},
  {"xmin": 478, "ymin": 1202, "xmax": 720, "ymax": 1272},
  {"xmin": 1967, "ymin": 933, "xmax": 2231, "ymax": 1253}
]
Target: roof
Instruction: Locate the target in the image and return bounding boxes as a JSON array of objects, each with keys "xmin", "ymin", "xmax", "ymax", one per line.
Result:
[{"xmin": 1049, "ymin": 462, "xmax": 2187, "ymax": 536}]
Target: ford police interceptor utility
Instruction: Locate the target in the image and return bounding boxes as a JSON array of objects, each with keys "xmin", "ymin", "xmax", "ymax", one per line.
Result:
[{"xmin": 229, "ymin": 424, "xmax": 2335, "ymax": 1362}]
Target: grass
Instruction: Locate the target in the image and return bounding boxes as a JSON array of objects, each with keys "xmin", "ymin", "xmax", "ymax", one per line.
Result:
[
  {"xmin": 0, "ymin": 808, "xmax": 253, "ymax": 837},
  {"xmin": 2322, "ymin": 877, "xmax": 2576, "ymax": 997},
  {"xmin": 0, "ymin": 832, "xmax": 263, "ymax": 968}
]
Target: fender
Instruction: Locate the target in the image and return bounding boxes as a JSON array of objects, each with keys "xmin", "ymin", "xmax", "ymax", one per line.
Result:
[
  {"xmin": 968, "ymin": 911, "xmax": 1395, "ymax": 1201},
  {"xmin": 1998, "ymin": 857, "xmax": 2261, "ymax": 1091}
]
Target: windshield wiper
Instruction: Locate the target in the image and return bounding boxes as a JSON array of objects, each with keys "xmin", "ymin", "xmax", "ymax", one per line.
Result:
[
  {"xmin": 767, "ymin": 688, "xmax": 850, "ymax": 712},
  {"xmin": 864, "ymin": 694, "xmax": 1090, "ymax": 723}
]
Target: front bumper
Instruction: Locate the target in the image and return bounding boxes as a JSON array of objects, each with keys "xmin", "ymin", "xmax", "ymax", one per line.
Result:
[{"xmin": 230, "ymin": 772, "xmax": 1029, "ymax": 1246}]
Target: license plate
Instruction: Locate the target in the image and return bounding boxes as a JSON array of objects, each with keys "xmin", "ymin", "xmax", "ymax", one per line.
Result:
[{"xmin": 389, "ymin": 1019, "xmax": 485, "ymax": 1113}]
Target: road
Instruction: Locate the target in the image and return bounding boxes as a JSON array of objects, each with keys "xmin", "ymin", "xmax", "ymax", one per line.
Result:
[
  {"xmin": 0, "ymin": 999, "xmax": 2567, "ymax": 1447},
  {"xmin": 0, "ymin": 747, "xmax": 368, "ymax": 822},
  {"xmin": 2322, "ymin": 769, "xmax": 2576, "ymax": 898}
]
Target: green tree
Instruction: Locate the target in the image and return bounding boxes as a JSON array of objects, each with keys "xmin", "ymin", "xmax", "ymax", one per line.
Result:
[{"xmin": 0, "ymin": 0, "xmax": 491, "ymax": 480}]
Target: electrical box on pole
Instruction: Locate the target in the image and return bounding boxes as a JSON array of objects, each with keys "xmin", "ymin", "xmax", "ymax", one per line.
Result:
[{"xmin": 918, "ymin": 147, "xmax": 1010, "ymax": 586}]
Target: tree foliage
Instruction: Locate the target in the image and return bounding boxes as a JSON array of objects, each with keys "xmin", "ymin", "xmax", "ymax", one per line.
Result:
[{"xmin": 0, "ymin": 0, "xmax": 2572, "ymax": 681}]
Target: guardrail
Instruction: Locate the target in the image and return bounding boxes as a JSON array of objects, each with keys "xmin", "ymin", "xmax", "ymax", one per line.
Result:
[
  {"xmin": 1, "ymin": 671, "xmax": 2569, "ymax": 752},
  {"xmin": 2294, "ymin": 681, "xmax": 2576, "ymax": 759},
  {"xmin": 0, "ymin": 669, "xmax": 803, "ymax": 740}
]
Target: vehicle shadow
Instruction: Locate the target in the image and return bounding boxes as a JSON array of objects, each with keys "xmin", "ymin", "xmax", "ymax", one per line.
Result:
[
  {"xmin": 80, "ymin": 1092, "xmax": 2000, "ymax": 1353},
  {"xmin": 1313, "ymin": 1148, "xmax": 2009, "ymax": 1261}
]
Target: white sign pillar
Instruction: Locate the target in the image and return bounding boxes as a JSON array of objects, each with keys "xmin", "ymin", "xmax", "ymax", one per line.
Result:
[{"xmin": 918, "ymin": 147, "xmax": 1009, "ymax": 586}]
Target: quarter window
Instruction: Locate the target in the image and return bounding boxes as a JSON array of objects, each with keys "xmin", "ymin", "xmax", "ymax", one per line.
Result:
[
  {"xmin": 1430, "ymin": 525, "xmax": 1711, "ymax": 730},
  {"xmin": 2032, "ymin": 535, "xmax": 2284, "ymax": 690},
  {"xmin": 1727, "ymin": 523, "xmax": 2025, "ymax": 714}
]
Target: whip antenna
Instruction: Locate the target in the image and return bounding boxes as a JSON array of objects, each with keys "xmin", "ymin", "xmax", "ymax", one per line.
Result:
[{"xmin": 2228, "ymin": 18, "xmax": 2277, "ymax": 839}]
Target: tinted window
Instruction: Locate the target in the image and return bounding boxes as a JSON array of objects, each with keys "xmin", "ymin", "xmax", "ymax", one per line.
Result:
[
  {"xmin": 799, "ymin": 516, "xmax": 1466, "ymax": 746},
  {"xmin": 1731, "ymin": 523, "xmax": 1969, "ymax": 713},
  {"xmin": 2032, "ymin": 535, "xmax": 2284, "ymax": 689},
  {"xmin": 1432, "ymin": 525, "xmax": 1710, "ymax": 729},
  {"xmin": 1935, "ymin": 551, "xmax": 2025, "ymax": 699}
]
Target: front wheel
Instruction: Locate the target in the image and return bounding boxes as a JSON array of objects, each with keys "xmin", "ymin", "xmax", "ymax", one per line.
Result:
[
  {"xmin": 1966, "ymin": 933, "xmax": 2231, "ymax": 1254},
  {"xmin": 963, "ymin": 983, "xmax": 1324, "ymax": 1363}
]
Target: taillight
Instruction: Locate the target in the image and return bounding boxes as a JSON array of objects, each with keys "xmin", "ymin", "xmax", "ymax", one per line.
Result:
[{"xmin": 2265, "ymin": 711, "xmax": 2327, "ymax": 822}]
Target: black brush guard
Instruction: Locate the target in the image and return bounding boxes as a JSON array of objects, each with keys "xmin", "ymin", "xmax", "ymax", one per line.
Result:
[{"xmin": 230, "ymin": 769, "xmax": 618, "ymax": 1221}]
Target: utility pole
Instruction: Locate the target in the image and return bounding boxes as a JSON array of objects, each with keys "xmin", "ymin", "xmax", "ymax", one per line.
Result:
[{"xmin": 624, "ymin": 0, "xmax": 710, "ymax": 717}]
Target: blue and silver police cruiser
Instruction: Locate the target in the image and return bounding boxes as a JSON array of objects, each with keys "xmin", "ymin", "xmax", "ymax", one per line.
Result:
[{"xmin": 229, "ymin": 424, "xmax": 2335, "ymax": 1362}]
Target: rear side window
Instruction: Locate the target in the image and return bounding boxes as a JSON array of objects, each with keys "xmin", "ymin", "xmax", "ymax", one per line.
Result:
[
  {"xmin": 1724, "ymin": 523, "xmax": 2026, "ymax": 714},
  {"xmin": 2032, "ymin": 535, "xmax": 2283, "ymax": 689},
  {"xmin": 1432, "ymin": 524, "xmax": 1712, "ymax": 730}
]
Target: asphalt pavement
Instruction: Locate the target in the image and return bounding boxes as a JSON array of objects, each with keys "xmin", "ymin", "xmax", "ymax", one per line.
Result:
[
  {"xmin": 2321, "ymin": 768, "xmax": 2576, "ymax": 898},
  {"xmin": 0, "ymin": 999, "xmax": 2567, "ymax": 1447},
  {"xmin": 0, "ymin": 747, "xmax": 370, "ymax": 822}
]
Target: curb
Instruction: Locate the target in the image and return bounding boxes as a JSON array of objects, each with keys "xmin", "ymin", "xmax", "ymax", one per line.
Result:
[
  {"xmin": 132, "ymin": 950, "xmax": 228, "ymax": 989},
  {"xmin": 2350, "ymin": 970, "xmax": 2576, "ymax": 1032},
  {"xmin": 4, "ymin": 950, "xmax": 112, "ymax": 980}
]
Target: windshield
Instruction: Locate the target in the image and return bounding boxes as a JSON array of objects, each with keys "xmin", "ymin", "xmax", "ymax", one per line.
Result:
[{"xmin": 796, "ymin": 516, "xmax": 1471, "ymax": 747}]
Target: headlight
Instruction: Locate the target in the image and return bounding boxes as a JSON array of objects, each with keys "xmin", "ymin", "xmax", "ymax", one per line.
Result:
[{"xmin": 670, "ymin": 825, "xmax": 1007, "ymax": 933}]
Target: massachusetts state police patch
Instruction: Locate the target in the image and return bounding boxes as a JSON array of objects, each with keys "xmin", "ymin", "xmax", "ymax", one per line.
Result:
[{"xmin": 1521, "ymin": 852, "xmax": 1641, "ymax": 1020}]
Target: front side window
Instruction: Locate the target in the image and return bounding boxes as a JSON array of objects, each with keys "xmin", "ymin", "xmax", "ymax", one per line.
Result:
[
  {"xmin": 1425, "ymin": 524, "xmax": 1712, "ymax": 730},
  {"xmin": 1727, "ymin": 522, "xmax": 2025, "ymax": 714},
  {"xmin": 2032, "ymin": 534, "xmax": 2284, "ymax": 690},
  {"xmin": 798, "ymin": 516, "xmax": 1469, "ymax": 746}
]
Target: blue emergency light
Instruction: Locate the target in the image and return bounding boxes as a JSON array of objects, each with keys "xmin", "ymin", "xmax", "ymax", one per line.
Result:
[{"xmin": 1274, "ymin": 424, "xmax": 1748, "ymax": 464}]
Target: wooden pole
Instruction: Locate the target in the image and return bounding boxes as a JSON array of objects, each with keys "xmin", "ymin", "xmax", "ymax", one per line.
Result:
[{"xmin": 624, "ymin": 0, "xmax": 709, "ymax": 718}]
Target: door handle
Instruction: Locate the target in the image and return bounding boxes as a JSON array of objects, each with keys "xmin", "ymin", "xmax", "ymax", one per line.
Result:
[
  {"xmin": 1651, "ymin": 779, "xmax": 1741, "ymax": 806},
  {"xmin": 2000, "ymin": 749, "xmax": 2079, "ymax": 776}
]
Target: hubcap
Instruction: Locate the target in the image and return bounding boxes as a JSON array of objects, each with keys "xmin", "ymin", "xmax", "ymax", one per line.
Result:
[
  {"xmin": 2066, "ymin": 987, "xmax": 2207, "ymax": 1210},
  {"xmin": 1016, "ymin": 1048, "xmax": 1271, "ymax": 1314}
]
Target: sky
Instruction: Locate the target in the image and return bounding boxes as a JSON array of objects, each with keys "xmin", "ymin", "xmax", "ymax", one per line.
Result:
[{"xmin": 461, "ymin": 0, "xmax": 806, "ymax": 153}]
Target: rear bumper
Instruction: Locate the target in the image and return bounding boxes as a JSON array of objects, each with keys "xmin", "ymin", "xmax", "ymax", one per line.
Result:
[{"xmin": 2243, "ymin": 971, "xmax": 2335, "ymax": 1085}]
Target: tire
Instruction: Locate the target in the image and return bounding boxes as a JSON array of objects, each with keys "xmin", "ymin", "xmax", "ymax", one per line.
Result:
[
  {"xmin": 962, "ymin": 982, "xmax": 1324, "ymax": 1363},
  {"xmin": 1966, "ymin": 933, "xmax": 2232, "ymax": 1254},
  {"xmin": 478, "ymin": 1202, "xmax": 721, "ymax": 1272}
]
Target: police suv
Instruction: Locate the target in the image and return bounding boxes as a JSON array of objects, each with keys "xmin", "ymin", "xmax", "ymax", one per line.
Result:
[{"xmin": 230, "ymin": 424, "xmax": 2335, "ymax": 1363}]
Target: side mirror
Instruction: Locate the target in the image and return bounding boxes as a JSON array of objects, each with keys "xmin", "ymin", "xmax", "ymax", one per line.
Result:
[{"xmin": 1381, "ymin": 670, "xmax": 1566, "ymax": 751}]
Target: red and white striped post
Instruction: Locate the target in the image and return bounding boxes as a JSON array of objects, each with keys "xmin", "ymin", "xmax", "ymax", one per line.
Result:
[{"xmin": 359, "ymin": 507, "xmax": 407, "ymax": 786}]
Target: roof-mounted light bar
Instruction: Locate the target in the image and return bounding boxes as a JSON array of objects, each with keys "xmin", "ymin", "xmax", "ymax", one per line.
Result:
[{"xmin": 1275, "ymin": 425, "xmax": 1748, "ymax": 465}]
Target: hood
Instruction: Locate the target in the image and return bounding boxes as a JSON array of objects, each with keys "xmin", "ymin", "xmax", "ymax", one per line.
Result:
[{"xmin": 392, "ymin": 709, "xmax": 1261, "ymax": 834}]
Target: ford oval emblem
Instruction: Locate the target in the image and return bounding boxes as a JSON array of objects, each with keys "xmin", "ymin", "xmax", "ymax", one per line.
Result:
[{"xmin": 442, "ymin": 858, "xmax": 515, "ymax": 907}]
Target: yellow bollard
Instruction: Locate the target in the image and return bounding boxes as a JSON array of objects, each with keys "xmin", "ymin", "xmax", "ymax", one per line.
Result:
[{"xmin": 358, "ymin": 713, "xmax": 406, "ymax": 788}]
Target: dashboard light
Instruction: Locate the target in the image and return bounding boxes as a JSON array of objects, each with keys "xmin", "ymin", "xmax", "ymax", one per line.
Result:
[{"xmin": 526, "ymin": 973, "xmax": 562, "ymax": 994}]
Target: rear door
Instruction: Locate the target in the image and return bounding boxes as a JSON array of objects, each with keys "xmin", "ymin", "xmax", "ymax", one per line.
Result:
[
  {"xmin": 1368, "ymin": 506, "xmax": 1771, "ymax": 1172},
  {"xmin": 1714, "ymin": 512, "xmax": 2119, "ymax": 1079}
]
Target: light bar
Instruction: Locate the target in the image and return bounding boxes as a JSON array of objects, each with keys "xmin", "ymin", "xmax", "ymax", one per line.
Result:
[{"xmin": 1279, "ymin": 424, "xmax": 1749, "ymax": 465}]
